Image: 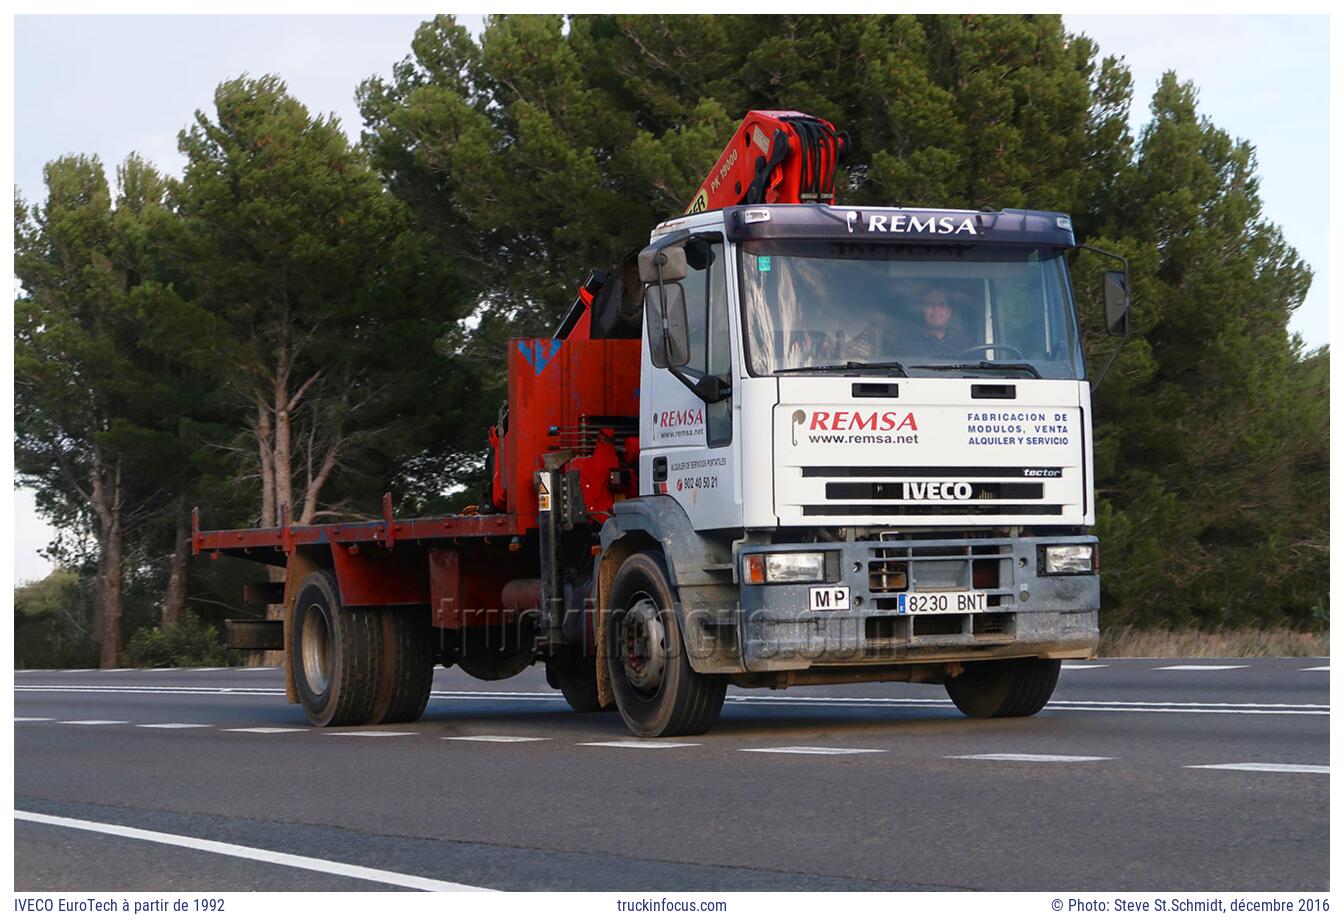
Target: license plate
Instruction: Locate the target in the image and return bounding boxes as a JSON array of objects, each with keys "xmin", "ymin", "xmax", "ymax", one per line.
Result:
[
  {"xmin": 808, "ymin": 585, "xmax": 851, "ymax": 611},
  {"xmin": 898, "ymin": 591, "xmax": 987, "ymax": 614}
]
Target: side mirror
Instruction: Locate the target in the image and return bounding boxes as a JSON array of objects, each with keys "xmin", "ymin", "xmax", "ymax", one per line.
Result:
[
  {"xmin": 645, "ymin": 282, "xmax": 690, "ymax": 368},
  {"xmin": 1103, "ymin": 270, "xmax": 1130, "ymax": 337},
  {"xmin": 638, "ymin": 244, "xmax": 688, "ymax": 283}
]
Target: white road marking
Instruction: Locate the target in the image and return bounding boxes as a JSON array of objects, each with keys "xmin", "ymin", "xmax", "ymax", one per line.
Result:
[
  {"xmin": 15, "ymin": 717, "xmax": 53, "ymax": 722},
  {"xmin": 148, "ymin": 668, "xmax": 181, "ymax": 672},
  {"xmin": 1154, "ymin": 665, "xmax": 1248, "ymax": 671},
  {"xmin": 241, "ymin": 667, "xmax": 279, "ymax": 671},
  {"xmin": 137, "ymin": 723, "xmax": 213, "ymax": 729},
  {"xmin": 1300, "ymin": 666, "xmax": 1329, "ymax": 671},
  {"xmin": 1185, "ymin": 762, "xmax": 1328, "ymax": 775},
  {"xmin": 326, "ymin": 731, "xmax": 419, "ymax": 738},
  {"xmin": 579, "ymin": 740, "xmax": 701, "ymax": 749},
  {"xmin": 445, "ymin": 735, "xmax": 549, "ymax": 743},
  {"xmin": 741, "ymin": 746, "xmax": 885, "ymax": 756},
  {"xmin": 191, "ymin": 667, "xmax": 229, "ymax": 671},
  {"xmin": 948, "ymin": 753, "xmax": 1113, "ymax": 763},
  {"xmin": 14, "ymin": 810, "xmax": 492, "ymax": 892},
  {"xmin": 58, "ymin": 720, "xmax": 127, "ymax": 726},
  {"xmin": 222, "ymin": 727, "xmax": 308, "ymax": 734},
  {"xmin": 1061, "ymin": 664, "xmax": 1108, "ymax": 670},
  {"xmin": 15, "ymin": 686, "xmax": 1327, "ymax": 716}
]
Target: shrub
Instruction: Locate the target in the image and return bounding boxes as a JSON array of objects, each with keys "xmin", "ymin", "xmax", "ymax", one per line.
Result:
[{"xmin": 123, "ymin": 613, "xmax": 238, "ymax": 668}]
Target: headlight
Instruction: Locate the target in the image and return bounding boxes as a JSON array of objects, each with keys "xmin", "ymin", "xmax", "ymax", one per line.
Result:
[
  {"xmin": 742, "ymin": 552, "xmax": 828, "ymax": 584},
  {"xmin": 1041, "ymin": 544, "xmax": 1096, "ymax": 575}
]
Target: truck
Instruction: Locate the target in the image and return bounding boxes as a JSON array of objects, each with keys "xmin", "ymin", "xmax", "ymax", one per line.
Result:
[{"xmin": 195, "ymin": 110, "xmax": 1131, "ymax": 737}]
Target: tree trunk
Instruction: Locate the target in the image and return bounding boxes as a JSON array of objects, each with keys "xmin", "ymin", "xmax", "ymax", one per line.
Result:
[
  {"xmin": 160, "ymin": 503, "xmax": 191, "ymax": 628},
  {"xmin": 98, "ymin": 522, "xmax": 125, "ymax": 668},
  {"xmin": 258, "ymin": 398, "xmax": 276, "ymax": 528},
  {"xmin": 91, "ymin": 452, "xmax": 125, "ymax": 669},
  {"xmin": 274, "ymin": 343, "xmax": 293, "ymax": 522}
]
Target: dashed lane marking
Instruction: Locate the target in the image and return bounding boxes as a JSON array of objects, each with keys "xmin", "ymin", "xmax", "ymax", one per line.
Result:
[
  {"xmin": 1154, "ymin": 665, "xmax": 1248, "ymax": 671},
  {"xmin": 326, "ymin": 731, "xmax": 419, "ymax": 738},
  {"xmin": 15, "ymin": 810, "xmax": 493, "ymax": 891},
  {"xmin": 15, "ymin": 717, "xmax": 53, "ymax": 722},
  {"xmin": 741, "ymin": 746, "xmax": 886, "ymax": 756},
  {"xmin": 579, "ymin": 740, "xmax": 701, "ymax": 749},
  {"xmin": 137, "ymin": 723, "xmax": 213, "ymax": 729},
  {"xmin": 57, "ymin": 720, "xmax": 128, "ymax": 726},
  {"xmin": 1185, "ymin": 762, "xmax": 1328, "ymax": 775},
  {"xmin": 947, "ymin": 753, "xmax": 1113, "ymax": 763},
  {"xmin": 16, "ymin": 686, "xmax": 1329, "ymax": 716},
  {"xmin": 1301, "ymin": 666, "xmax": 1329, "ymax": 671},
  {"xmin": 445, "ymin": 735, "xmax": 549, "ymax": 743},
  {"xmin": 221, "ymin": 727, "xmax": 308, "ymax": 734},
  {"xmin": 1061, "ymin": 664, "xmax": 1108, "ymax": 669}
]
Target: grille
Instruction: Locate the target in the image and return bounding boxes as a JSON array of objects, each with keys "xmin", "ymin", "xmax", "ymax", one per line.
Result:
[
  {"xmin": 826, "ymin": 482, "xmax": 1044, "ymax": 501},
  {"xmin": 973, "ymin": 613, "xmax": 1016, "ymax": 637},
  {"xmin": 912, "ymin": 614, "xmax": 966, "ymax": 637},
  {"xmin": 805, "ymin": 504, "xmax": 1061, "ymax": 517}
]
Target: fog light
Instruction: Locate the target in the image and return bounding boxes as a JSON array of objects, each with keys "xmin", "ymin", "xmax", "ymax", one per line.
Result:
[{"xmin": 1042, "ymin": 544, "xmax": 1095, "ymax": 574}]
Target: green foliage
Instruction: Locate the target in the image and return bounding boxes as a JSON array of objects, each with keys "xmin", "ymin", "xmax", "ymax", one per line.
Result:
[
  {"xmin": 123, "ymin": 613, "xmax": 238, "ymax": 668},
  {"xmin": 359, "ymin": 14, "xmax": 1326, "ymax": 630},
  {"xmin": 14, "ymin": 15, "xmax": 1328, "ymax": 650},
  {"xmin": 14, "ymin": 570, "xmax": 98, "ymax": 669}
]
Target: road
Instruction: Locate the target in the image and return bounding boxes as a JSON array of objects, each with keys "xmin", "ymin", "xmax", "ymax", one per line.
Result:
[{"xmin": 14, "ymin": 658, "xmax": 1329, "ymax": 891}]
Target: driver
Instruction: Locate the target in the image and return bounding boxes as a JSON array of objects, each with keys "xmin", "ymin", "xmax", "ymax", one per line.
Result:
[{"xmin": 915, "ymin": 286, "xmax": 968, "ymax": 351}]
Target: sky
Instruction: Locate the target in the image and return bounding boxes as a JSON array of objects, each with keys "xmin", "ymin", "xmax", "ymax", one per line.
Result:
[{"xmin": 9, "ymin": 13, "xmax": 1335, "ymax": 585}]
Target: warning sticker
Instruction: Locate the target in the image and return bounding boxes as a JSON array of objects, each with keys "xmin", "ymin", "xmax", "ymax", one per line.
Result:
[{"xmin": 537, "ymin": 476, "xmax": 552, "ymax": 512}]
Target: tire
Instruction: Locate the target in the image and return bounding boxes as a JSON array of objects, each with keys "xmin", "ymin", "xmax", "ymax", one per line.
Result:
[
  {"xmin": 371, "ymin": 606, "xmax": 434, "ymax": 724},
  {"xmin": 290, "ymin": 569, "xmax": 383, "ymax": 727},
  {"xmin": 945, "ymin": 658, "xmax": 1061, "ymax": 718},
  {"xmin": 549, "ymin": 654, "xmax": 605, "ymax": 713},
  {"xmin": 605, "ymin": 552, "xmax": 726, "ymax": 737}
]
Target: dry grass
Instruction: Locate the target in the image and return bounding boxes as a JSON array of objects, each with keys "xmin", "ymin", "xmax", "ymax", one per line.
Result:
[{"xmin": 1098, "ymin": 625, "xmax": 1329, "ymax": 659}]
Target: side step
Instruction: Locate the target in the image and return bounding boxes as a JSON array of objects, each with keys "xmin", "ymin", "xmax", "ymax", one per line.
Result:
[{"xmin": 225, "ymin": 619, "xmax": 285, "ymax": 651}]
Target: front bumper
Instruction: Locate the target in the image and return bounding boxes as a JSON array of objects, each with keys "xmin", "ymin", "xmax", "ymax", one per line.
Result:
[{"xmin": 737, "ymin": 535, "xmax": 1099, "ymax": 672}]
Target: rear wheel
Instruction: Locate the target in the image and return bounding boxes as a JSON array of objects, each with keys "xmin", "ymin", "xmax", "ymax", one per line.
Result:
[
  {"xmin": 605, "ymin": 552, "xmax": 726, "ymax": 737},
  {"xmin": 945, "ymin": 658, "xmax": 1061, "ymax": 718},
  {"xmin": 290, "ymin": 570, "xmax": 383, "ymax": 726},
  {"xmin": 371, "ymin": 607, "xmax": 434, "ymax": 724}
]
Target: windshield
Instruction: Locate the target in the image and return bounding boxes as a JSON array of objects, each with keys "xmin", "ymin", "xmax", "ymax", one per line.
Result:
[{"xmin": 738, "ymin": 240, "xmax": 1084, "ymax": 379}]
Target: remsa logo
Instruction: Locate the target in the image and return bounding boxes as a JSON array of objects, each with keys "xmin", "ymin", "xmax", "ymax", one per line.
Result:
[
  {"xmin": 795, "ymin": 409, "xmax": 918, "ymax": 433},
  {"xmin": 845, "ymin": 210, "xmax": 978, "ymax": 236},
  {"xmin": 654, "ymin": 408, "xmax": 704, "ymax": 428}
]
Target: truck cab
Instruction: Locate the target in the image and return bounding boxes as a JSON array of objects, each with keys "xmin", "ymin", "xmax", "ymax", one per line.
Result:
[{"xmin": 596, "ymin": 201, "xmax": 1123, "ymax": 734}]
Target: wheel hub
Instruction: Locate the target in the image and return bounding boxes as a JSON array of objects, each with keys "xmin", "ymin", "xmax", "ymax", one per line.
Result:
[
  {"xmin": 300, "ymin": 604, "xmax": 332, "ymax": 695},
  {"xmin": 620, "ymin": 597, "xmax": 666, "ymax": 694}
]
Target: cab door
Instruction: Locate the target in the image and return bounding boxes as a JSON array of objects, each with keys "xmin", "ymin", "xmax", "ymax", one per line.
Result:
[{"xmin": 639, "ymin": 233, "xmax": 741, "ymax": 530}]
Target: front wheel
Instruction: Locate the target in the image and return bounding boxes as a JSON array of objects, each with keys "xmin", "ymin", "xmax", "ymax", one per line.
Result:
[
  {"xmin": 605, "ymin": 552, "xmax": 726, "ymax": 737},
  {"xmin": 945, "ymin": 658, "xmax": 1061, "ymax": 718}
]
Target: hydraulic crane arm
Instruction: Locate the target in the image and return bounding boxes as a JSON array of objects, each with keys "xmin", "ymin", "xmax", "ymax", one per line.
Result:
[{"xmin": 685, "ymin": 110, "xmax": 846, "ymax": 214}]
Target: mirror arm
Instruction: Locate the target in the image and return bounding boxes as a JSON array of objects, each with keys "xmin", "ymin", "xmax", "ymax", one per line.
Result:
[
  {"xmin": 1074, "ymin": 244, "xmax": 1132, "ymax": 393},
  {"xmin": 669, "ymin": 366, "xmax": 731, "ymax": 404}
]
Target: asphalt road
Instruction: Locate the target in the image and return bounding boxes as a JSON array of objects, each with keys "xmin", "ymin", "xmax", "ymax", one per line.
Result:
[{"xmin": 14, "ymin": 658, "xmax": 1329, "ymax": 892}]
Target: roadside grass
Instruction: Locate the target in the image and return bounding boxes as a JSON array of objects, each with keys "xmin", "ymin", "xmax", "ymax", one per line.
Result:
[{"xmin": 1098, "ymin": 625, "xmax": 1329, "ymax": 658}]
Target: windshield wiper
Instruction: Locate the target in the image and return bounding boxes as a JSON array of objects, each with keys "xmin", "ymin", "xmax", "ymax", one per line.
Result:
[
  {"xmin": 775, "ymin": 361, "xmax": 908, "ymax": 377},
  {"xmin": 907, "ymin": 361, "xmax": 1043, "ymax": 379}
]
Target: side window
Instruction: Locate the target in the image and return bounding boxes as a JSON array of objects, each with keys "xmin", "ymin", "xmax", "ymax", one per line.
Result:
[{"xmin": 682, "ymin": 237, "xmax": 732, "ymax": 447}]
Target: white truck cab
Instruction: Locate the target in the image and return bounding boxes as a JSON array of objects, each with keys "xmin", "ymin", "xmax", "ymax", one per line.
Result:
[{"xmin": 596, "ymin": 202, "xmax": 1129, "ymax": 734}]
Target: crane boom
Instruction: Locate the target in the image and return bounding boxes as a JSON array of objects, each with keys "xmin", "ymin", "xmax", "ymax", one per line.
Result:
[{"xmin": 685, "ymin": 110, "xmax": 845, "ymax": 214}]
